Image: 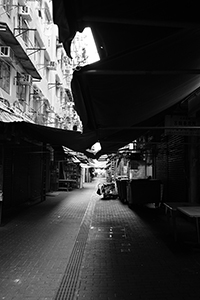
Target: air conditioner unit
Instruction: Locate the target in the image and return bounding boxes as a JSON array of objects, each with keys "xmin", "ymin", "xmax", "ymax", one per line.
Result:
[
  {"xmin": 19, "ymin": 6, "xmax": 32, "ymax": 21},
  {"xmin": 0, "ymin": 46, "xmax": 14, "ymax": 61},
  {"xmin": 47, "ymin": 61, "xmax": 57, "ymax": 70},
  {"xmin": 19, "ymin": 74, "xmax": 32, "ymax": 85}
]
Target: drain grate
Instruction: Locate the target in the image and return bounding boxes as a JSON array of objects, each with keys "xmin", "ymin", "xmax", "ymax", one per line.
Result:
[{"xmin": 54, "ymin": 193, "xmax": 96, "ymax": 300}]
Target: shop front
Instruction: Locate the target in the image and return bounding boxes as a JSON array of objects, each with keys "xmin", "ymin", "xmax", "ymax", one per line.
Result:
[{"xmin": 114, "ymin": 148, "xmax": 162, "ymax": 206}]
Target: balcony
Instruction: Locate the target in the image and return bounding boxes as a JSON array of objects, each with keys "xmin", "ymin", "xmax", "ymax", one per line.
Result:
[{"xmin": 0, "ymin": 22, "xmax": 41, "ymax": 80}]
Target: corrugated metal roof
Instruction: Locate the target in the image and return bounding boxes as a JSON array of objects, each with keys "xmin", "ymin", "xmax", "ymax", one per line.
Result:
[
  {"xmin": 0, "ymin": 109, "xmax": 33, "ymax": 123},
  {"xmin": 0, "ymin": 110, "xmax": 23, "ymax": 122}
]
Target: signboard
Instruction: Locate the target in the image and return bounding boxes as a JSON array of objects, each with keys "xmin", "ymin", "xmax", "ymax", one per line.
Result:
[{"xmin": 165, "ymin": 115, "xmax": 200, "ymax": 136}]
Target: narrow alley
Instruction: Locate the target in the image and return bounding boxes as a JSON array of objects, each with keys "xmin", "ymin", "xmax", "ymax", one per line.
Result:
[{"xmin": 1, "ymin": 179, "xmax": 200, "ymax": 300}]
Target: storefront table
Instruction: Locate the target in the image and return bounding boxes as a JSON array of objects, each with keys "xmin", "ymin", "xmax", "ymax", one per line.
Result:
[
  {"xmin": 163, "ymin": 202, "xmax": 199, "ymax": 242},
  {"xmin": 178, "ymin": 206, "xmax": 200, "ymax": 244},
  {"xmin": 59, "ymin": 179, "xmax": 77, "ymax": 190}
]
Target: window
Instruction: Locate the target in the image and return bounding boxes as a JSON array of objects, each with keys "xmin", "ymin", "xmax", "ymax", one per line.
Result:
[
  {"xmin": 16, "ymin": 73, "xmax": 26, "ymax": 101},
  {"xmin": 17, "ymin": 16, "xmax": 29, "ymax": 47},
  {"xmin": 21, "ymin": 19, "xmax": 29, "ymax": 46},
  {"xmin": 34, "ymin": 37, "xmax": 41, "ymax": 63},
  {"xmin": 0, "ymin": 61, "xmax": 10, "ymax": 94}
]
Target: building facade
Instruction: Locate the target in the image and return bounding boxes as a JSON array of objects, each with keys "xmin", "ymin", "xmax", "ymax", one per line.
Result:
[
  {"xmin": 0, "ymin": 0, "xmax": 87, "ymax": 223},
  {"xmin": 0, "ymin": 0, "xmax": 81, "ymax": 130}
]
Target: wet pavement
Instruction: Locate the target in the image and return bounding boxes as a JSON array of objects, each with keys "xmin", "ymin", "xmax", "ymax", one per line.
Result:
[{"xmin": 1, "ymin": 178, "xmax": 200, "ymax": 299}]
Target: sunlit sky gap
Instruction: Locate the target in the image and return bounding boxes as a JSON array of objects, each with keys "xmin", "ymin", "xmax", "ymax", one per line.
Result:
[
  {"xmin": 81, "ymin": 29, "xmax": 101, "ymax": 154},
  {"xmin": 81, "ymin": 27, "xmax": 100, "ymax": 64},
  {"xmin": 83, "ymin": 30, "xmax": 102, "ymax": 155}
]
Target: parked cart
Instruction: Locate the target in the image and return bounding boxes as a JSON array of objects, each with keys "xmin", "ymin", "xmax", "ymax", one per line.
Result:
[{"xmin": 97, "ymin": 182, "xmax": 118, "ymax": 199}]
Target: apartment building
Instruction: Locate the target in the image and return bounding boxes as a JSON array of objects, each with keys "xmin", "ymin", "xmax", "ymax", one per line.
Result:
[
  {"xmin": 0, "ymin": 0, "xmax": 88, "ymax": 222},
  {"xmin": 0, "ymin": 0, "xmax": 82, "ymax": 130}
]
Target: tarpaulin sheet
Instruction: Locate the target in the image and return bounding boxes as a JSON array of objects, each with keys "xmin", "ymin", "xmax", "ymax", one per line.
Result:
[{"xmin": 48, "ymin": 1, "xmax": 200, "ymax": 156}]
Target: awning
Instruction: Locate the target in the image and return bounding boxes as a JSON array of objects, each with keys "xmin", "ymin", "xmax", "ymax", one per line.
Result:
[
  {"xmin": 71, "ymin": 156, "xmax": 80, "ymax": 163},
  {"xmin": 89, "ymin": 160, "xmax": 109, "ymax": 169},
  {"xmin": 52, "ymin": 1, "xmax": 200, "ymax": 157},
  {"xmin": 0, "ymin": 110, "xmax": 25, "ymax": 122},
  {"xmin": 0, "ymin": 121, "xmax": 97, "ymax": 158},
  {"xmin": 0, "ymin": 23, "xmax": 41, "ymax": 80},
  {"xmin": 52, "ymin": 0, "xmax": 200, "ymax": 59},
  {"xmin": 71, "ymin": 28, "xmax": 200, "ymax": 155},
  {"xmin": 80, "ymin": 163, "xmax": 91, "ymax": 168},
  {"xmin": 72, "ymin": 26, "xmax": 200, "ymax": 129},
  {"xmin": 0, "ymin": 102, "xmax": 34, "ymax": 123}
]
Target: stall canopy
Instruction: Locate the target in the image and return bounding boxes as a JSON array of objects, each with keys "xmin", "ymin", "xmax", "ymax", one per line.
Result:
[
  {"xmin": 0, "ymin": 121, "xmax": 97, "ymax": 158},
  {"xmin": 52, "ymin": 1, "xmax": 200, "ymax": 157}
]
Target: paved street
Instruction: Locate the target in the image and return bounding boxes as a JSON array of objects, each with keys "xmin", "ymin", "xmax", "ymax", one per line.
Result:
[
  {"xmin": 0, "ymin": 181, "xmax": 97, "ymax": 300},
  {"xmin": 1, "ymin": 178, "xmax": 200, "ymax": 299}
]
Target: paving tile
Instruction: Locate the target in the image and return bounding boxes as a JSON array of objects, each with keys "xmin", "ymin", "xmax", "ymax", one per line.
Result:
[
  {"xmin": 75, "ymin": 192, "xmax": 200, "ymax": 300},
  {"xmin": 0, "ymin": 182, "xmax": 96, "ymax": 299},
  {"xmin": 2, "ymin": 179, "xmax": 200, "ymax": 299}
]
